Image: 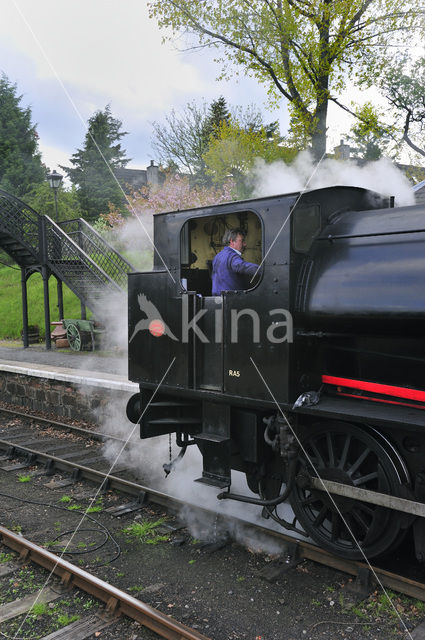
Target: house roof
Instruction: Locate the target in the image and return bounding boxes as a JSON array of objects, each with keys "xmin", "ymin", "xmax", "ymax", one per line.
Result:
[{"xmin": 413, "ymin": 179, "xmax": 425, "ymax": 192}]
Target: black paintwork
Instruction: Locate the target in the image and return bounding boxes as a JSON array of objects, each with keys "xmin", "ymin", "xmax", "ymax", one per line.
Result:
[{"xmin": 129, "ymin": 186, "xmax": 391, "ymax": 406}]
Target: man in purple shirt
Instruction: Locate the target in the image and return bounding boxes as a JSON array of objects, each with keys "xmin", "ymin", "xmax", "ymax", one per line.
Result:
[{"xmin": 211, "ymin": 228, "xmax": 259, "ymax": 295}]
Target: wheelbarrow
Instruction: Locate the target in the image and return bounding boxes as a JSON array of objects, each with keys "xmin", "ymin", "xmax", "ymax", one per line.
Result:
[{"xmin": 62, "ymin": 319, "xmax": 105, "ymax": 352}]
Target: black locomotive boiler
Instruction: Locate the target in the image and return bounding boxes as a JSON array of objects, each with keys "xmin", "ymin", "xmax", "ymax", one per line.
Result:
[{"xmin": 126, "ymin": 185, "xmax": 425, "ymax": 562}]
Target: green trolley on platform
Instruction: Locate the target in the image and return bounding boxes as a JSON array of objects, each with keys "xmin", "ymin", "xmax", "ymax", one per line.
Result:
[{"xmin": 62, "ymin": 319, "xmax": 104, "ymax": 351}]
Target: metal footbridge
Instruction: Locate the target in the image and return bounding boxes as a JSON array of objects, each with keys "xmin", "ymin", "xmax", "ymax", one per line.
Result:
[{"xmin": 0, "ymin": 189, "xmax": 135, "ymax": 348}]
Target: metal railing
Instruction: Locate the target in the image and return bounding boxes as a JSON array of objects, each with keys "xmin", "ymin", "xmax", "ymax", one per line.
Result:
[
  {"xmin": 45, "ymin": 216, "xmax": 124, "ymax": 312},
  {"xmin": 59, "ymin": 218, "xmax": 135, "ymax": 289},
  {"xmin": 0, "ymin": 190, "xmax": 131, "ymax": 313},
  {"xmin": 0, "ymin": 189, "xmax": 43, "ymax": 261}
]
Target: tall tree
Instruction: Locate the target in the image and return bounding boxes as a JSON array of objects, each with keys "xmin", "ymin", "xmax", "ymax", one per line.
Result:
[
  {"xmin": 0, "ymin": 74, "xmax": 45, "ymax": 197},
  {"xmin": 378, "ymin": 56, "xmax": 425, "ymax": 158},
  {"xmin": 148, "ymin": 1, "xmax": 424, "ymax": 161},
  {"xmin": 151, "ymin": 101, "xmax": 209, "ymax": 178},
  {"xmin": 61, "ymin": 105, "xmax": 130, "ymax": 220}
]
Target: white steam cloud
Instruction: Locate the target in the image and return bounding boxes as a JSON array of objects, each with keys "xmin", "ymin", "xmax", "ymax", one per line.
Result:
[
  {"xmin": 101, "ymin": 411, "xmax": 292, "ymax": 555},
  {"xmin": 249, "ymin": 152, "xmax": 415, "ymax": 207},
  {"xmin": 82, "ymin": 214, "xmax": 154, "ymax": 357}
]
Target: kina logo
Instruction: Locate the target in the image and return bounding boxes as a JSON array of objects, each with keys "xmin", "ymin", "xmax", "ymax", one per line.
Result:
[{"xmin": 129, "ymin": 294, "xmax": 178, "ymax": 342}]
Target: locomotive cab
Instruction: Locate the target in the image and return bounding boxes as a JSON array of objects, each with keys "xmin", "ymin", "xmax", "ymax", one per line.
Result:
[
  {"xmin": 128, "ymin": 186, "xmax": 379, "ymax": 404},
  {"xmin": 127, "ymin": 185, "xmax": 389, "ymax": 483}
]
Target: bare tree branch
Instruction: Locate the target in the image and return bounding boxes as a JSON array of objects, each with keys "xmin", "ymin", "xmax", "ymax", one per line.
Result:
[{"xmin": 403, "ymin": 112, "xmax": 425, "ymax": 157}]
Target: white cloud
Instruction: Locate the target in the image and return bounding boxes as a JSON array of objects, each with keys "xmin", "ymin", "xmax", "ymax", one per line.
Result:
[
  {"xmin": 38, "ymin": 141, "xmax": 70, "ymax": 169},
  {"xmin": 2, "ymin": 0, "xmax": 287, "ymax": 169},
  {"xmin": 4, "ymin": 1, "xmax": 210, "ymax": 117}
]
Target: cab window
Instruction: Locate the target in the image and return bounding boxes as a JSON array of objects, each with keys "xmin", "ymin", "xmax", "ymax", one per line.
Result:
[{"xmin": 180, "ymin": 211, "xmax": 262, "ymax": 295}]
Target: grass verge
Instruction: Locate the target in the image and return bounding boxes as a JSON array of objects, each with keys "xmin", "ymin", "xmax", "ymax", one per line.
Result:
[{"xmin": 0, "ymin": 264, "xmax": 84, "ymax": 340}]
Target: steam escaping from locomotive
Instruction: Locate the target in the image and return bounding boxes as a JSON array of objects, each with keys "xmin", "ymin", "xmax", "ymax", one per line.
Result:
[
  {"xmin": 100, "ymin": 401, "xmax": 289, "ymax": 553},
  {"xmin": 249, "ymin": 152, "xmax": 415, "ymax": 207}
]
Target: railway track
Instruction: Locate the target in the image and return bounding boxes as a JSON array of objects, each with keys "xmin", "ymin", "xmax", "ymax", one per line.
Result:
[
  {"xmin": 1, "ymin": 407, "xmax": 425, "ymax": 608},
  {"xmin": 0, "ymin": 404, "xmax": 121, "ymax": 443},
  {"xmin": 0, "ymin": 525, "xmax": 210, "ymax": 640}
]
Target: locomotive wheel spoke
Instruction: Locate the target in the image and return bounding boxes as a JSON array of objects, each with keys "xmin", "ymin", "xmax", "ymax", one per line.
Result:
[
  {"xmin": 313, "ymin": 505, "xmax": 328, "ymax": 528},
  {"xmin": 330, "ymin": 512, "xmax": 342, "ymax": 542},
  {"xmin": 290, "ymin": 422, "xmax": 409, "ymax": 560},
  {"xmin": 349, "ymin": 508, "xmax": 370, "ymax": 534},
  {"xmin": 347, "ymin": 447, "xmax": 371, "ymax": 477},
  {"xmin": 326, "ymin": 433, "xmax": 335, "ymax": 467},
  {"xmin": 337, "ymin": 435, "xmax": 351, "ymax": 469},
  {"xmin": 355, "ymin": 503, "xmax": 375, "ymax": 518},
  {"xmin": 309, "ymin": 442, "xmax": 325, "ymax": 468},
  {"xmin": 353, "ymin": 471, "xmax": 379, "ymax": 486}
]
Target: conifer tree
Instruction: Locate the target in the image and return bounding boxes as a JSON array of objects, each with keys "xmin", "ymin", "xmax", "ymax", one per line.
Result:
[
  {"xmin": 0, "ymin": 74, "xmax": 45, "ymax": 197},
  {"xmin": 61, "ymin": 105, "xmax": 130, "ymax": 220},
  {"xmin": 201, "ymin": 96, "xmax": 231, "ymax": 146}
]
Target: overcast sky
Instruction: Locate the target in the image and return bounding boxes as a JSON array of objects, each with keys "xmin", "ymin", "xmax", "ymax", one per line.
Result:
[{"xmin": 1, "ymin": 0, "xmax": 401, "ymax": 176}]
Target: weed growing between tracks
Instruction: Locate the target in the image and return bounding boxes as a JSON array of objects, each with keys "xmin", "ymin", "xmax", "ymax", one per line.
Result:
[
  {"xmin": 18, "ymin": 474, "xmax": 31, "ymax": 483},
  {"xmin": 0, "ymin": 566, "xmax": 42, "ymax": 605},
  {"xmin": 350, "ymin": 590, "xmax": 425, "ymax": 625},
  {"xmin": 123, "ymin": 517, "xmax": 170, "ymax": 545}
]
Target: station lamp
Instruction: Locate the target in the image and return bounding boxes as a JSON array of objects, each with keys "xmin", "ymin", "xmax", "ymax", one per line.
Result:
[{"xmin": 47, "ymin": 169, "xmax": 63, "ymax": 223}]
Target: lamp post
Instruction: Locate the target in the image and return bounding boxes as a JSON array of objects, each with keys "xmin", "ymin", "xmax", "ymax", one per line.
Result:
[{"xmin": 47, "ymin": 170, "xmax": 63, "ymax": 223}]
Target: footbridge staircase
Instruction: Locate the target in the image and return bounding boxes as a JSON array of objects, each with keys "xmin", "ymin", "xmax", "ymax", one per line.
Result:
[{"xmin": 0, "ymin": 189, "xmax": 135, "ymax": 348}]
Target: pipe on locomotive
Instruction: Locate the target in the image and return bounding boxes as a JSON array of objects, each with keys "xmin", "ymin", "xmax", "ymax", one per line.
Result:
[{"xmin": 217, "ymin": 457, "xmax": 297, "ymax": 506}]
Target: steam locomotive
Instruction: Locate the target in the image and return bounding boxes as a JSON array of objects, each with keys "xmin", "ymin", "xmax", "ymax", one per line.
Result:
[{"xmin": 126, "ymin": 185, "xmax": 425, "ymax": 562}]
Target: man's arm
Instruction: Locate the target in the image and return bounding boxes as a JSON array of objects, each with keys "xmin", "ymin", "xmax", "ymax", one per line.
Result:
[{"xmin": 228, "ymin": 252, "xmax": 258, "ymax": 276}]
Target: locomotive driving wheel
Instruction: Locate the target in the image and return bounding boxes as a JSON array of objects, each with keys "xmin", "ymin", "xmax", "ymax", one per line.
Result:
[{"xmin": 290, "ymin": 422, "xmax": 410, "ymax": 560}]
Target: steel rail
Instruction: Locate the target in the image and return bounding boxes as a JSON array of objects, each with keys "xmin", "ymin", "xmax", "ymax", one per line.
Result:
[
  {"xmin": 0, "ymin": 525, "xmax": 210, "ymax": 640},
  {"xmin": 1, "ymin": 436, "xmax": 425, "ymax": 602},
  {"xmin": 0, "ymin": 404, "xmax": 124, "ymax": 443},
  {"xmin": 0, "ymin": 437, "xmax": 190, "ymax": 510}
]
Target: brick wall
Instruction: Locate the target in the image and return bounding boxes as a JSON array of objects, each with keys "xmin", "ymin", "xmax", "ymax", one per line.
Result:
[{"xmin": 0, "ymin": 371, "xmax": 134, "ymax": 424}]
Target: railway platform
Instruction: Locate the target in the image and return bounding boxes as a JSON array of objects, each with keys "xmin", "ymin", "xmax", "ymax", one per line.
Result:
[
  {"xmin": 0, "ymin": 343, "xmax": 137, "ymax": 423},
  {"xmin": 0, "ymin": 343, "xmax": 127, "ymax": 375}
]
